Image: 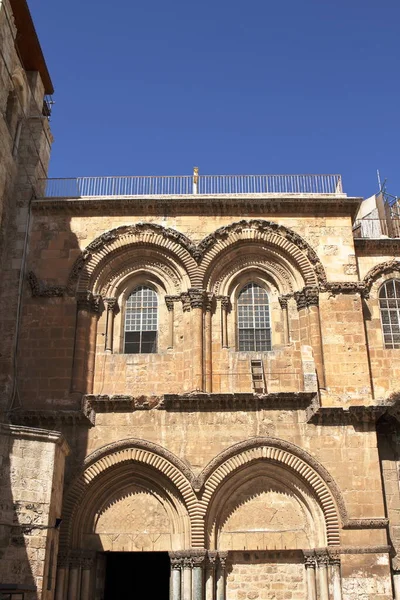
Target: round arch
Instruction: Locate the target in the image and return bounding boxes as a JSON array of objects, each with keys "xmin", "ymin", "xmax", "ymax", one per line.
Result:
[
  {"xmin": 194, "ymin": 438, "xmax": 343, "ymax": 548},
  {"xmin": 363, "ymin": 259, "xmax": 400, "ymax": 296},
  {"xmin": 67, "ymin": 223, "xmax": 199, "ymax": 295},
  {"xmin": 197, "ymin": 220, "xmax": 326, "ymax": 289}
]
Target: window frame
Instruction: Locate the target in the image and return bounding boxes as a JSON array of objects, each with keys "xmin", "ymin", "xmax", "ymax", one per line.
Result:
[
  {"xmin": 236, "ymin": 282, "xmax": 272, "ymax": 352},
  {"xmin": 379, "ymin": 278, "xmax": 400, "ymax": 349},
  {"xmin": 123, "ymin": 284, "xmax": 158, "ymax": 354}
]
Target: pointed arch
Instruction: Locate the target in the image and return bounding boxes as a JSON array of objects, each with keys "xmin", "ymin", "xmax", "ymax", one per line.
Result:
[
  {"xmin": 194, "ymin": 437, "xmax": 343, "ymax": 547},
  {"xmin": 60, "ymin": 438, "xmax": 199, "ymax": 550}
]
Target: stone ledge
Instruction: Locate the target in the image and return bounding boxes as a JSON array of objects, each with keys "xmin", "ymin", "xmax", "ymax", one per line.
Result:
[
  {"xmin": 7, "ymin": 409, "xmax": 94, "ymax": 430},
  {"xmin": 84, "ymin": 392, "xmax": 317, "ymax": 414},
  {"xmin": 0, "ymin": 423, "xmax": 70, "ymax": 454},
  {"xmin": 307, "ymin": 402, "xmax": 400, "ymax": 425},
  {"xmin": 31, "ymin": 194, "xmax": 360, "ymax": 217}
]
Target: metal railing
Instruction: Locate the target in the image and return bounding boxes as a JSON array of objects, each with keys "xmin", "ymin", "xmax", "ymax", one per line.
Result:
[
  {"xmin": 353, "ymin": 218, "xmax": 400, "ymax": 239},
  {"xmin": 37, "ymin": 173, "xmax": 343, "ymax": 199}
]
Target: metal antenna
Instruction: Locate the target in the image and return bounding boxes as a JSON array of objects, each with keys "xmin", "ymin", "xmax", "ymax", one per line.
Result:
[{"xmin": 377, "ymin": 169, "xmax": 382, "ymax": 193}]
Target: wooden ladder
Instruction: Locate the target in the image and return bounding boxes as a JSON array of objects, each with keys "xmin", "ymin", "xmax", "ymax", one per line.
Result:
[{"xmin": 251, "ymin": 359, "xmax": 267, "ymax": 394}]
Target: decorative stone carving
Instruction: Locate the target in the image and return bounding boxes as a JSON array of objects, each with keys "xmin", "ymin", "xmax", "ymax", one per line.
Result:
[
  {"xmin": 204, "ymin": 292, "xmax": 214, "ymax": 312},
  {"xmin": 104, "ymin": 297, "xmax": 118, "ymax": 315},
  {"xmin": 217, "ymin": 295, "xmax": 230, "ymax": 311},
  {"xmin": 169, "ymin": 552, "xmax": 184, "ymax": 569},
  {"xmin": 180, "ymin": 292, "xmax": 191, "ymax": 312},
  {"xmin": 188, "ymin": 288, "xmax": 206, "ymax": 309},
  {"xmin": 363, "ymin": 259, "xmax": 400, "ymax": 294},
  {"xmin": 303, "ymin": 551, "xmax": 316, "ymax": 568},
  {"xmin": 218, "ymin": 551, "xmax": 228, "ymax": 569},
  {"xmin": 165, "ymin": 295, "xmax": 180, "ymax": 311},
  {"xmin": 321, "ymin": 281, "xmax": 368, "ymax": 296},
  {"xmin": 278, "ymin": 294, "xmax": 292, "ymax": 309},
  {"xmin": 211, "ymin": 254, "xmax": 294, "ymax": 295},
  {"xmin": 27, "ymin": 271, "xmax": 66, "ymax": 297},
  {"xmin": 294, "ymin": 286, "xmax": 319, "ymax": 310},
  {"xmin": 76, "ymin": 291, "xmax": 103, "ymax": 313},
  {"xmin": 100, "ymin": 258, "xmax": 182, "ymax": 296}
]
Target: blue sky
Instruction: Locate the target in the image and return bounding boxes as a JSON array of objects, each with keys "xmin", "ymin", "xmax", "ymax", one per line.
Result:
[{"xmin": 30, "ymin": 0, "xmax": 399, "ymax": 198}]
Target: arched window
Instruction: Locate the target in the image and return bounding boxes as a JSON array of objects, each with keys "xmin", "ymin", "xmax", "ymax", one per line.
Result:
[
  {"xmin": 124, "ymin": 285, "xmax": 158, "ymax": 354},
  {"xmin": 379, "ymin": 279, "xmax": 400, "ymax": 349},
  {"xmin": 237, "ymin": 283, "xmax": 271, "ymax": 351}
]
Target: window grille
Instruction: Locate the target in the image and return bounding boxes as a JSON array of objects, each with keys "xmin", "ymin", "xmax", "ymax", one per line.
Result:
[
  {"xmin": 124, "ymin": 286, "xmax": 158, "ymax": 354},
  {"xmin": 379, "ymin": 279, "xmax": 400, "ymax": 349},
  {"xmin": 237, "ymin": 283, "xmax": 271, "ymax": 351}
]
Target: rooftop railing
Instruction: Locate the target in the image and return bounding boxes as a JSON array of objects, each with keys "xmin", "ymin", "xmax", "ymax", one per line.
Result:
[
  {"xmin": 36, "ymin": 173, "xmax": 344, "ymax": 199},
  {"xmin": 353, "ymin": 218, "xmax": 400, "ymax": 239}
]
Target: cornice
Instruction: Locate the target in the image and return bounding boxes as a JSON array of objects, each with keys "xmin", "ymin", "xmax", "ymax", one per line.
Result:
[
  {"xmin": 31, "ymin": 194, "xmax": 361, "ymax": 217},
  {"xmin": 355, "ymin": 238, "xmax": 400, "ymax": 256},
  {"xmin": 7, "ymin": 409, "xmax": 95, "ymax": 429},
  {"xmin": 84, "ymin": 392, "xmax": 317, "ymax": 414},
  {"xmin": 307, "ymin": 405, "xmax": 387, "ymax": 425}
]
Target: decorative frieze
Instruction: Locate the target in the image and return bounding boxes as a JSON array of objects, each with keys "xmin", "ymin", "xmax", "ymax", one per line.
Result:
[
  {"xmin": 294, "ymin": 286, "xmax": 319, "ymax": 310},
  {"xmin": 28, "ymin": 271, "xmax": 66, "ymax": 297},
  {"xmin": 76, "ymin": 291, "xmax": 103, "ymax": 313}
]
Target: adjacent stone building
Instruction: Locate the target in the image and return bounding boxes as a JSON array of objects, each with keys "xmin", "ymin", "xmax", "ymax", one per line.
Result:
[{"xmin": 1, "ymin": 1, "xmax": 400, "ymax": 599}]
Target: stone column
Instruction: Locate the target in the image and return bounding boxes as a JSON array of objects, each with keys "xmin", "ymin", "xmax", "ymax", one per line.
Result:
[
  {"xmin": 169, "ymin": 553, "xmax": 183, "ymax": 600},
  {"xmin": 72, "ymin": 292, "xmax": 102, "ymax": 395},
  {"xmin": 205, "ymin": 552, "xmax": 217, "ymax": 600},
  {"xmin": 80, "ymin": 555, "xmax": 94, "ymax": 600},
  {"xmin": 165, "ymin": 296, "xmax": 177, "ymax": 349},
  {"xmin": 182, "ymin": 554, "xmax": 193, "ymax": 600},
  {"xmin": 104, "ymin": 297, "xmax": 117, "ymax": 353},
  {"xmin": 67, "ymin": 554, "xmax": 81, "ymax": 600},
  {"xmin": 393, "ymin": 571, "xmax": 400, "ymax": 599},
  {"xmin": 303, "ymin": 552, "xmax": 317, "ymax": 600},
  {"xmin": 204, "ymin": 293, "xmax": 214, "ymax": 393},
  {"xmin": 316, "ymin": 552, "xmax": 329, "ymax": 600},
  {"xmin": 295, "ymin": 287, "xmax": 325, "ymax": 390},
  {"xmin": 216, "ymin": 552, "xmax": 228, "ymax": 600},
  {"xmin": 55, "ymin": 567, "xmax": 66, "ymax": 600},
  {"xmin": 191, "ymin": 550, "xmax": 207, "ymax": 600},
  {"xmin": 329, "ymin": 554, "xmax": 343, "ymax": 600},
  {"xmin": 308, "ymin": 302, "xmax": 325, "ymax": 388},
  {"xmin": 188, "ymin": 288, "xmax": 206, "ymax": 391},
  {"xmin": 279, "ymin": 295, "xmax": 290, "ymax": 344},
  {"xmin": 218, "ymin": 296, "xmax": 229, "ymax": 349}
]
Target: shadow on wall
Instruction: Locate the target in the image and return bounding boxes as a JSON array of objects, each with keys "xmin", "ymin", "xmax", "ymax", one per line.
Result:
[{"xmin": 0, "ymin": 427, "xmax": 41, "ymax": 600}]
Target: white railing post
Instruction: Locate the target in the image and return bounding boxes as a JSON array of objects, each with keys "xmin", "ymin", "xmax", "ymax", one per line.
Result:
[{"xmin": 193, "ymin": 167, "xmax": 199, "ymax": 194}]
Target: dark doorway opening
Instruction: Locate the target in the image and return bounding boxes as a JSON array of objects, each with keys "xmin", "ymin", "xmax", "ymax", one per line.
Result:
[{"xmin": 104, "ymin": 552, "xmax": 170, "ymax": 599}]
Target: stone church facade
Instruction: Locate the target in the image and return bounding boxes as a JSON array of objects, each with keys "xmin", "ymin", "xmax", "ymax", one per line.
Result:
[{"xmin": 1, "ymin": 1, "xmax": 400, "ymax": 599}]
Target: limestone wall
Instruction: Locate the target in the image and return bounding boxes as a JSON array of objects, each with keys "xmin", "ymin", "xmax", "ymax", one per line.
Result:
[{"xmin": 0, "ymin": 424, "xmax": 69, "ymax": 599}]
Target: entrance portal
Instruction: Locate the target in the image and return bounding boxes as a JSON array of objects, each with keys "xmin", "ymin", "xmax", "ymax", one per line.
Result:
[{"xmin": 104, "ymin": 552, "xmax": 170, "ymax": 599}]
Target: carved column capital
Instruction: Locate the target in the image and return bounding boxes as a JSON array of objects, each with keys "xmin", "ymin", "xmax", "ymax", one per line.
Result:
[
  {"xmin": 169, "ymin": 552, "xmax": 184, "ymax": 570},
  {"xmin": 278, "ymin": 295, "xmax": 289, "ymax": 309},
  {"xmin": 57, "ymin": 551, "xmax": 70, "ymax": 568},
  {"xmin": 76, "ymin": 291, "xmax": 103, "ymax": 314},
  {"xmin": 205, "ymin": 292, "xmax": 215, "ymax": 313},
  {"xmin": 188, "ymin": 288, "xmax": 206, "ymax": 310},
  {"xmin": 303, "ymin": 551, "xmax": 316, "ymax": 569},
  {"xmin": 165, "ymin": 295, "xmax": 180, "ymax": 311},
  {"xmin": 207, "ymin": 551, "xmax": 218, "ymax": 569},
  {"xmin": 180, "ymin": 292, "xmax": 191, "ymax": 312},
  {"xmin": 217, "ymin": 295, "xmax": 230, "ymax": 311},
  {"xmin": 218, "ymin": 551, "xmax": 228, "ymax": 569},
  {"xmin": 191, "ymin": 549, "xmax": 207, "ymax": 567},
  {"xmin": 104, "ymin": 297, "xmax": 118, "ymax": 313},
  {"xmin": 315, "ymin": 550, "xmax": 330, "ymax": 567},
  {"xmin": 294, "ymin": 286, "xmax": 319, "ymax": 310}
]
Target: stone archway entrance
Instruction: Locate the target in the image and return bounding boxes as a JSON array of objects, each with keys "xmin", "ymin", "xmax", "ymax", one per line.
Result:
[{"xmin": 103, "ymin": 552, "xmax": 170, "ymax": 599}]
